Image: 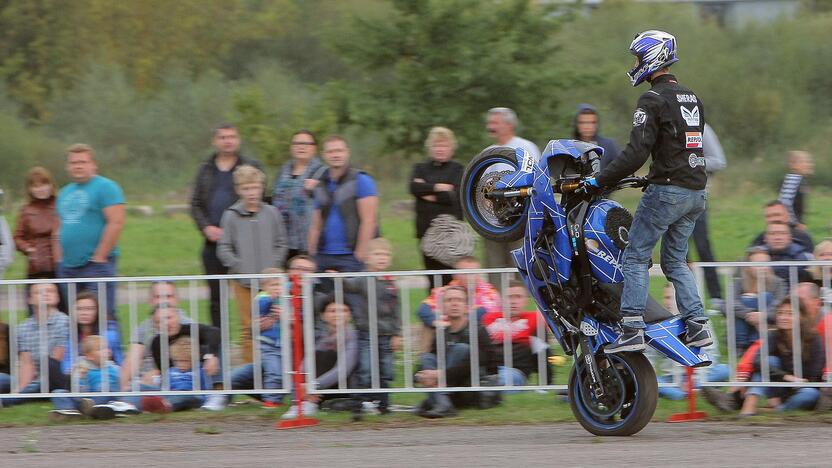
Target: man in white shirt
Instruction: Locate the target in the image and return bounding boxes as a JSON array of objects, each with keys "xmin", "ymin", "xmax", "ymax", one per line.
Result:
[{"xmin": 483, "ymin": 107, "xmax": 540, "ymax": 279}]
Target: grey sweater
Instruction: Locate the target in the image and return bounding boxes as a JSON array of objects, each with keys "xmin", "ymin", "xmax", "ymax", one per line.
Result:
[{"xmin": 217, "ymin": 201, "xmax": 288, "ymax": 287}]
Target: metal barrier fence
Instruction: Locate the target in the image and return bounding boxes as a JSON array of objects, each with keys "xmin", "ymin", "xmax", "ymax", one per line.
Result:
[{"xmin": 0, "ymin": 261, "xmax": 830, "ymax": 408}]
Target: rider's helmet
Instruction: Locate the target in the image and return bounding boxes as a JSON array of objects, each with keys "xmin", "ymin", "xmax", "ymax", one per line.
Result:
[{"xmin": 627, "ymin": 30, "xmax": 678, "ymax": 87}]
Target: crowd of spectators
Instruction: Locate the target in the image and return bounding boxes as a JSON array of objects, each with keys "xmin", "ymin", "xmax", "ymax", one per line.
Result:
[{"xmin": 0, "ymin": 106, "xmax": 829, "ymax": 422}]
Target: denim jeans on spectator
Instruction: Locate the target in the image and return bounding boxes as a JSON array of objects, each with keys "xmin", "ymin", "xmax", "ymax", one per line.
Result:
[
  {"xmin": 497, "ymin": 366, "xmax": 527, "ymax": 394},
  {"xmin": 57, "ymin": 256, "xmax": 118, "ymax": 319},
  {"xmin": 51, "ymin": 389, "xmax": 110, "ymax": 410},
  {"xmin": 621, "ymin": 185, "xmax": 707, "ymax": 329},
  {"xmin": 167, "ymin": 394, "xmax": 204, "ymax": 411},
  {"xmin": 357, "ymin": 333, "xmax": 393, "ymax": 407},
  {"xmin": 746, "ymin": 356, "xmax": 820, "ymax": 411},
  {"xmin": 420, "ymin": 342, "xmax": 471, "ymax": 406},
  {"xmin": 315, "ymin": 254, "xmax": 364, "ymax": 273},
  {"xmin": 734, "ymin": 318, "xmax": 760, "ymax": 354},
  {"xmin": 202, "ymin": 242, "xmax": 228, "ymax": 329},
  {"xmin": 658, "ymin": 363, "xmax": 730, "ymax": 400},
  {"xmin": 260, "ymin": 340, "xmax": 283, "ymax": 404}
]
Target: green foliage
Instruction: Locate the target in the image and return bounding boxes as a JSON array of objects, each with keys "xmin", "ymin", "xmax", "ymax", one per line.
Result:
[{"xmin": 329, "ymin": 0, "xmax": 581, "ymax": 160}]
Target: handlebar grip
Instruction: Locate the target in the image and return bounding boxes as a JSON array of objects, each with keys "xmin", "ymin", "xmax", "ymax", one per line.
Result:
[{"xmin": 557, "ymin": 181, "xmax": 581, "ymax": 193}]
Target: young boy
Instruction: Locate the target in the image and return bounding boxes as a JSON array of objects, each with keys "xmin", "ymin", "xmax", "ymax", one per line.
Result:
[
  {"xmin": 256, "ymin": 268, "xmax": 284, "ymax": 408},
  {"xmin": 217, "ymin": 165, "xmax": 288, "ymax": 364},
  {"xmin": 49, "ymin": 335, "xmax": 137, "ymax": 420},
  {"xmin": 141, "ymin": 337, "xmax": 210, "ymax": 413},
  {"xmin": 343, "ymin": 237, "xmax": 401, "ymax": 414},
  {"xmin": 778, "ymin": 150, "xmax": 814, "ymax": 229}
]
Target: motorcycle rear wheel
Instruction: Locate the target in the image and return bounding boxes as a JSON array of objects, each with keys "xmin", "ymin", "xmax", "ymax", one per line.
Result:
[
  {"xmin": 460, "ymin": 146, "xmax": 527, "ymax": 242},
  {"xmin": 568, "ymin": 351, "xmax": 657, "ymax": 436}
]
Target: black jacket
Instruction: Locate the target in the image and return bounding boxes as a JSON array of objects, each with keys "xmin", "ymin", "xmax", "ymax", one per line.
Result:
[
  {"xmin": 189, "ymin": 153, "xmax": 262, "ymax": 233},
  {"xmin": 597, "ymin": 74, "xmax": 707, "ymax": 190},
  {"xmin": 151, "ymin": 324, "xmax": 221, "ymax": 371},
  {"xmin": 409, "ymin": 160, "xmax": 464, "ymax": 238}
]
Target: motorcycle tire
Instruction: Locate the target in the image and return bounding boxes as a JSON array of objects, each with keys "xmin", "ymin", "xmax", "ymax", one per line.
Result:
[
  {"xmin": 568, "ymin": 351, "xmax": 657, "ymax": 436},
  {"xmin": 460, "ymin": 146, "xmax": 527, "ymax": 242}
]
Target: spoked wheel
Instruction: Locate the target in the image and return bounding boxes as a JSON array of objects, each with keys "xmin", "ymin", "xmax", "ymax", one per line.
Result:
[
  {"xmin": 460, "ymin": 146, "xmax": 527, "ymax": 242},
  {"xmin": 568, "ymin": 352, "xmax": 657, "ymax": 436}
]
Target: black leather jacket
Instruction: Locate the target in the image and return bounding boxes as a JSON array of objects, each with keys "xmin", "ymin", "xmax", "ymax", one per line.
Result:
[{"xmin": 597, "ymin": 74, "xmax": 707, "ymax": 190}]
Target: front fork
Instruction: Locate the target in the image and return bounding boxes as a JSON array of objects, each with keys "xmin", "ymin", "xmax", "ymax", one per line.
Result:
[{"xmin": 575, "ymin": 333, "xmax": 607, "ymax": 399}]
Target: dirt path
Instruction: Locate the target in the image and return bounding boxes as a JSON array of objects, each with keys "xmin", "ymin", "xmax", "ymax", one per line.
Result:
[{"xmin": 1, "ymin": 420, "xmax": 829, "ymax": 467}]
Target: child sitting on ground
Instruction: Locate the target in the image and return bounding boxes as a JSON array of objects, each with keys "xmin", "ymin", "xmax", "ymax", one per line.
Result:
[
  {"xmin": 49, "ymin": 335, "xmax": 138, "ymax": 420},
  {"xmin": 141, "ymin": 337, "xmax": 210, "ymax": 413},
  {"xmin": 257, "ymin": 268, "xmax": 285, "ymax": 408}
]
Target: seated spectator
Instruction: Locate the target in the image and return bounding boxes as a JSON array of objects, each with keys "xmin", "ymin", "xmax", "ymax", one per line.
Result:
[
  {"xmin": 141, "ymin": 337, "xmax": 211, "ymax": 413},
  {"xmin": 758, "ymin": 221, "xmax": 812, "ymax": 284},
  {"xmin": 704, "ymin": 295, "xmax": 824, "ymax": 415},
  {"xmin": 415, "ymin": 286, "xmax": 498, "ymax": 418},
  {"xmin": 343, "ymin": 238, "xmax": 401, "ymax": 414},
  {"xmin": 750, "ymin": 200, "xmax": 814, "ymax": 251},
  {"xmin": 49, "ymin": 335, "xmax": 136, "ymax": 420},
  {"xmin": 149, "ymin": 306, "xmax": 221, "ymax": 394},
  {"xmin": 62, "ymin": 292, "xmax": 123, "ymax": 377},
  {"xmin": 281, "ymin": 299, "xmax": 360, "ymax": 420},
  {"xmin": 729, "ymin": 248, "xmax": 787, "ymax": 353},
  {"xmin": 255, "ymin": 268, "xmax": 285, "ymax": 408},
  {"xmin": 217, "ymin": 164, "xmax": 288, "ymax": 365},
  {"xmin": 417, "ymin": 256, "xmax": 502, "ymax": 352},
  {"xmin": 737, "ymin": 296, "xmax": 825, "ymax": 416},
  {"xmin": 1, "ymin": 283, "xmax": 69, "ymax": 406},
  {"xmin": 481, "ymin": 280, "xmax": 550, "ymax": 391},
  {"xmin": 120, "ymin": 281, "xmax": 191, "ymax": 392}
]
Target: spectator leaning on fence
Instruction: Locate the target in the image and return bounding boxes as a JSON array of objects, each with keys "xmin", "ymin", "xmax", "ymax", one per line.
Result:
[
  {"xmin": 141, "ymin": 337, "xmax": 212, "ymax": 414},
  {"xmin": 13, "ymin": 166, "xmax": 61, "ymax": 281},
  {"xmin": 409, "ymin": 127, "xmax": 465, "ymax": 284},
  {"xmin": 415, "ymin": 285, "xmax": 498, "ymax": 419},
  {"xmin": 751, "ymin": 200, "xmax": 814, "ymax": 251},
  {"xmin": 343, "ymin": 237, "xmax": 401, "ymax": 414},
  {"xmin": 729, "ymin": 247, "xmax": 787, "ymax": 354},
  {"xmin": 0, "ymin": 283, "xmax": 69, "ymax": 406},
  {"xmin": 217, "ymin": 164, "xmax": 288, "ymax": 365},
  {"xmin": 190, "ymin": 124, "xmax": 263, "ymax": 329},
  {"xmin": 308, "ymin": 135, "xmax": 379, "ymax": 273},
  {"xmin": 778, "ymin": 150, "xmax": 814, "ymax": 229},
  {"xmin": 56, "ymin": 144, "xmax": 126, "ymax": 319},
  {"xmin": 272, "ymin": 130, "xmax": 326, "ymax": 263},
  {"xmin": 808, "ymin": 239, "xmax": 832, "ymax": 285}
]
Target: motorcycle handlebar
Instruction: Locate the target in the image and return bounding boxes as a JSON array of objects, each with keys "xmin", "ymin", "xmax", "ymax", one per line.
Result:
[{"xmin": 554, "ymin": 177, "xmax": 648, "ymax": 193}]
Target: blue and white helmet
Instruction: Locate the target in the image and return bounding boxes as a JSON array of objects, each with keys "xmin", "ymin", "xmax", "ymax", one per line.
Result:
[{"xmin": 627, "ymin": 30, "xmax": 678, "ymax": 87}]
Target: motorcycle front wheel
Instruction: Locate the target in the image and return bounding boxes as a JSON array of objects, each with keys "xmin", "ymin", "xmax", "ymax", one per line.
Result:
[
  {"xmin": 568, "ymin": 351, "xmax": 657, "ymax": 436},
  {"xmin": 460, "ymin": 146, "xmax": 527, "ymax": 242}
]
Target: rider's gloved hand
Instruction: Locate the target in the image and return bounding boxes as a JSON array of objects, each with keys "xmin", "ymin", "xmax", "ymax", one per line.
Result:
[
  {"xmin": 576, "ymin": 177, "xmax": 600, "ymax": 194},
  {"xmin": 584, "ymin": 177, "xmax": 599, "ymax": 188}
]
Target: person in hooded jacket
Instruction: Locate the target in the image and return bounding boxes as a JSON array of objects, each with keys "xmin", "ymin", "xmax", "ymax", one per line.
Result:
[{"xmin": 572, "ymin": 104, "xmax": 621, "ymax": 171}]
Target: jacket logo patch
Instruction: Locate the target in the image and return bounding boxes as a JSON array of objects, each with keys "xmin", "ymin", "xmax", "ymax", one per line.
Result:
[
  {"xmin": 685, "ymin": 132, "xmax": 703, "ymax": 149},
  {"xmin": 632, "ymin": 108, "xmax": 647, "ymax": 126},
  {"xmin": 688, "ymin": 153, "xmax": 706, "ymax": 168},
  {"xmin": 681, "ymin": 106, "xmax": 700, "ymax": 126},
  {"xmin": 676, "ymin": 94, "xmax": 697, "ymax": 103}
]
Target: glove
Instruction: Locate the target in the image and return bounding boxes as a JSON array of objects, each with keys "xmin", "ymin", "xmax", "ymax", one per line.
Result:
[
  {"xmin": 576, "ymin": 177, "xmax": 600, "ymax": 194},
  {"xmin": 584, "ymin": 177, "xmax": 599, "ymax": 187}
]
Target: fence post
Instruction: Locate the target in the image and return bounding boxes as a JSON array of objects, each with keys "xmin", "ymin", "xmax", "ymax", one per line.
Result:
[
  {"xmin": 667, "ymin": 366, "xmax": 707, "ymax": 423},
  {"xmin": 276, "ymin": 274, "xmax": 319, "ymax": 429}
]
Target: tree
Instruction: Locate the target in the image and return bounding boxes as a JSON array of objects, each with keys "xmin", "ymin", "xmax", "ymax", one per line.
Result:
[{"xmin": 329, "ymin": 0, "xmax": 580, "ymax": 160}]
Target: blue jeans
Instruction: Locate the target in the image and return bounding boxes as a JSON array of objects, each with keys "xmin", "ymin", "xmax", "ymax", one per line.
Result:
[
  {"xmin": 747, "ymin": 356, "xmax": 820, "ymax": 411},
  {"xmin": 621, "ymin": 185, "xmax": 707, "ymax": 328},
  {"xmin": 497, "ymin": 366, "xmax": 528, "ymax": 394},
  {"xmin": 420, "ymin": 342, "xmax": 471, "ymax": 404},
  {"xmin": 658, "ymin": 363, "xmax": 730, "ymax": 400},
  {"xmin": 51, "ymin": 389, "xmax": 110, "ymax": 410},
  {"xmin": 315, "ymin": 254, "xmax": 364, "ymax": 273},
  {"xmin": 357, "ymin": 333, "xmax": 394, "ymax": 406},
  {"xmin": 734, "ymin": 317, "xmax": 760, "ymax": 354},
  {"xmin": 57, "ymin": 256, "xmax": 119, "ymax": 319},
  {"xmin": 260, "ymin": 340, "xmax": 283, "ymax": 404}
]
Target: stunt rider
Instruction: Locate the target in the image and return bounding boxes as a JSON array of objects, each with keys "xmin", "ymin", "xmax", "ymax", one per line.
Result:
[{"xmin": 585, "ymin": 30, "xmax": 713, "ymax": 353}]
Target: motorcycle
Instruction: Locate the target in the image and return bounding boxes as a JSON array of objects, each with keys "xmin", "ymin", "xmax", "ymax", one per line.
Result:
[{"xmin": 460, "ymin": 140, "xmax": 710, "ymax": 436}]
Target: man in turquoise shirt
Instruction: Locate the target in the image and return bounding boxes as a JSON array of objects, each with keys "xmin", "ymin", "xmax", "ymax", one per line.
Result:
[{"xmin": 57, "ymin": 144, "xmax": 126, "ymax": 319}]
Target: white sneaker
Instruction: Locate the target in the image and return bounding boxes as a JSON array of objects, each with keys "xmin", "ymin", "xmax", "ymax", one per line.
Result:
[
  {"xmin": 280, "ymin": 401, "xmax": 318, "ymax": 420},
  {"xmin": 201, "ymin": 393, "xmax": 227, "ymax": 411},
  {"xmin": 361, "ymin": 400, "xmax": 381, "ymax": 415},
  {"xmin": 107, "ymin": 401, "xmax": 140, "ymax": 415}
]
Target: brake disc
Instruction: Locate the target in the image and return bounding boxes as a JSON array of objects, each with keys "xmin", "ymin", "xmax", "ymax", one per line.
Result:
[{"xmin": 475, "ymin": 169, "xmax": 515, "ymax": 225}]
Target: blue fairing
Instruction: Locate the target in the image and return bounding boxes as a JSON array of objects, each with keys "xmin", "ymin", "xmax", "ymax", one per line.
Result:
[{"xmin": 583, "ymin": 200, "xmax": 626, "ymax": 283}]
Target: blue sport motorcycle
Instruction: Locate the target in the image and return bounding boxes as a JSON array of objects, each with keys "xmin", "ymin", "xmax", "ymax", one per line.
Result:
[{"xmin": 461, "ymin": 140, "xmax": 710, "ymax": 436}]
